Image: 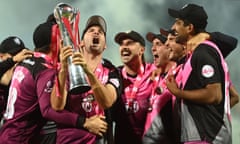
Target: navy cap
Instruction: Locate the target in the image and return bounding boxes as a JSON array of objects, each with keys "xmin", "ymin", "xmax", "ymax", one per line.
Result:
[
  {"xmin": 0, "ymin": 36, "xmax": 25, "ymax": 55},
  {"xmin": 168, "ymin": 4, "xmax": 208, "ymax": 29},
  {"xmin": 115, "ymin": 30, "xmax": 145, "ymax": 47}
]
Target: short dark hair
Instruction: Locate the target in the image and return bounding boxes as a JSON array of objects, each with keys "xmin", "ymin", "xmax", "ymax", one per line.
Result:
[
  {"xmin": 182, "ymin": 19, "xmax": 206, "ymax": 35},
  {"xmin": 33, "ymin": 22, "xmax": 53, "ymax": 53}
]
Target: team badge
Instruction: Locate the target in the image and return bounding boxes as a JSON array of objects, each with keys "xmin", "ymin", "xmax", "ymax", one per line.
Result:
[
  {"xmin": 201, "ymin": 65, "xmax": 214, "ymax": 78},
  {"xmin": 82, "ymin": 94, "xmax": 94, "ymax": 112}
]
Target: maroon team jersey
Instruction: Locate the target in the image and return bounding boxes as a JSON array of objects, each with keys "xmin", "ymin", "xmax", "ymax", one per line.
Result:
[
  {"xmin": 0, "ymin": 55, "xmax": 80, "ymax": 144},
  {"xmin": 0, "ymin": 57, "xmax": 55, "ymax": 143}
]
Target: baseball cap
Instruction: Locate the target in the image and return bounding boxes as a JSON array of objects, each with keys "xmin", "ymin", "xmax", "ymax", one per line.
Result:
[
  {"xmin": 168, "ymin": 3, "xmax": 208, "ymax": 29},
  {"xmin": 160, "ymin": 28, "xmax": 188, "ymax": 44},
  {"xmin": 33, "ymin": 22, "xmax": 53, "ymax": 48},
  {"xmin": 160, "ymin": 28, "xmax": 177, "ymax": 37},
  {"xmin": 146, "ymin": 32, "xmax": 167, "ymax": 44},
  {"xmin": 115, "ymin": 30, "xmax": 145, "ymax": 47},
  {"xmin": 82, "ymin": 15, "xmax": 107, "ymax": 38},
  {"xmin": 0, "ymin": 36, "xmax": 25, "ymax": 55}
]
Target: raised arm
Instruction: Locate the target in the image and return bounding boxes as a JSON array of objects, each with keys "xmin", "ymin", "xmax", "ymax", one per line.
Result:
[
  {"xmin": 50, "ymin": 45, "xmax": 72, "ymax": 111},
  {"xmin": 0, "ymin": 49, "xmax": 33, "ymax": 85},
  {"xmin": 72, "ymin": 51, "xmax": 119, "ymax": 109}
]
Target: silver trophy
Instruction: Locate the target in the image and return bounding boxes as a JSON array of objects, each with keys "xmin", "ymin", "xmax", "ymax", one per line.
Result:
[{"xmin": 54, "ymin": 3, "xmax": 91, "ymax": 94}]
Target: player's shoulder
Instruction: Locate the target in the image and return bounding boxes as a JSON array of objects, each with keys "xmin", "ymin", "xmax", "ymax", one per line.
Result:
[
  {"xmin": 102, "ymin": 58, "xmax": 118, "ymax": 71},
  {"xmin": 197, "ymin": 42, "xmax": 218, "ymax": 53}
]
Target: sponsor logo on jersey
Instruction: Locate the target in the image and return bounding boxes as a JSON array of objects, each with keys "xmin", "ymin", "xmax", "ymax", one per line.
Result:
[
  {"xmin": 44, "ymin": 80, "xmax": 53, "ymax": 93},
  {"xmin": 201, "ymin": 65, "xmax": 214, "ymax": 78},
  {"xmin": 13, "ymin": 70, "xmax": 25, "ymax": 82},
  {"xmin": 125, "ymin": 99, "xmax": 139, "ymax": 113}
]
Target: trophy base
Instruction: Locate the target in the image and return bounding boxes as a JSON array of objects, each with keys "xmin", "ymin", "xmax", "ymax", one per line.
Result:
[{"xmin": 69, "ymin": 85, "xmax": 91, "ymax": 95}]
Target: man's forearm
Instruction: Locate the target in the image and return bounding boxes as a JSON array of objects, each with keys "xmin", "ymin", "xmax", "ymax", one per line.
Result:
[
  {"xmin": 175, "ymin": 83, "xmax": 222, "ymax": 105},
  {"xmin": 50, "ymin": 69, "xmax": 68, "ymax": 111},
  {"xmin": 85, "ymin": 70, "xmax": 116, "ymax": 109}
]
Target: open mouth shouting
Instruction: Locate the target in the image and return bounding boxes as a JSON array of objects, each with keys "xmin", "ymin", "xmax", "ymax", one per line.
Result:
[{"xmin": 93, "ymin": 37, "xmax": 99, "ymax": 44}]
